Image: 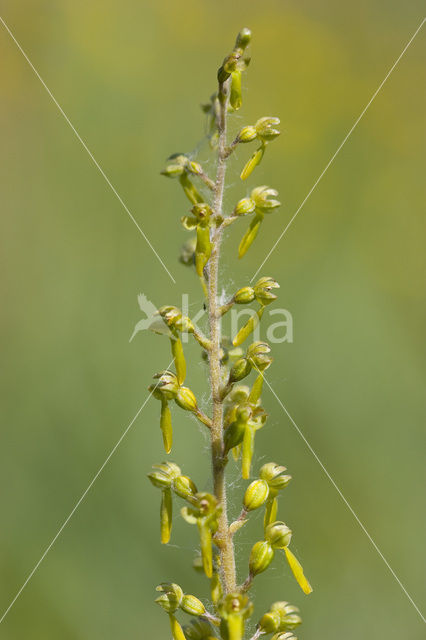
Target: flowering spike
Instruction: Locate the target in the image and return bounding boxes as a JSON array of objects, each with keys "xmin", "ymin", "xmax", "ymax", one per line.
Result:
[{"xmin": 142, "ymin": 27, "xmax": 312, "ymax": 637}]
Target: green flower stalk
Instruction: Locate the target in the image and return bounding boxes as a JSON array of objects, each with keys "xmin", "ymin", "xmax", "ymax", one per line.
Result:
[{"xmin": 136, "ymin": 27, "xmax": 313, "ymax": 639}]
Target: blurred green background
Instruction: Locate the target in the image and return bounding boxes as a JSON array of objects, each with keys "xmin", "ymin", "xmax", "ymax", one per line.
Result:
[{"xmin": 0, "ymin": 1, "xmax": 425, "ymax": 638}]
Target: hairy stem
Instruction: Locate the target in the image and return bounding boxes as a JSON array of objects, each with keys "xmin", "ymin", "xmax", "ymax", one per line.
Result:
[{"xmin": 208, "ymin": 78, "xmax": 237, "ymax": 594}]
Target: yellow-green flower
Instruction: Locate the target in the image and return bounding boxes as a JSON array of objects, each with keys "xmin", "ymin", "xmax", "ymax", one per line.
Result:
[
  {"xmin": 148, "ymin": 463, "xmax": 181, "ymax": 544},
  {"xmin": 181, "ymin": 493, "xmax": 221, "ymax": 578}
]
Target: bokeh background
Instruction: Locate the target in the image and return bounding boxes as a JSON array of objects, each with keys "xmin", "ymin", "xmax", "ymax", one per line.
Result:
[{"xmin": 0, "ymin": 1, "xmax": 425, "ymax": 638}]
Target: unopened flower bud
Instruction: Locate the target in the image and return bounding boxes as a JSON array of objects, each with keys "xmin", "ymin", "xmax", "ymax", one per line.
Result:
[
  {"xmin": 172, "ymin": 475, "xmax": 197, "ymax": 501},
  {"xmin": 249, "ymin": 540, "xmax": 274, "ymax": 576},
  {"xmin": 180, "ymin": 594, "xmax": 206, "ymax": 616},
  {"xmin": 265, "ymin": 521, "xmax": 292, "ymax": 549},
  {"xmin": 192, "ymin": 554, "xmax": 204, "ymax": 573},
  {"xmin": 236, "ymin": 403, "xmax": 253, "ymax": 422},
  {"xmin": 243, "ymin": 479, "xmax": 269, "ymax": 511},
  {"xmin": 155, "ymin": 583, "xmax": 183, "ymax": 612},
  {"xmin": 161, "ymin": 164, "xmax": 184, "ymax": 177},
  {"xmin": 255, "ymin": 117, "xmax": 281, "ymax": 141},
  {"xmin": 235, "ymin": 27, "xmax": 252, "ymax": 50},
  {"xmin": 148, "ymin": 462, "xmax": 181, "ymax": 489},
  {"xmin": 237, "ymin": 125, "xmax": 257, "ymax": 143},
  {"xmin": 233, "ymin": 286, "xmax": 255, "ymax": 304},
  {"xmin": 223, "ymin": 52, "xmax": 240, "ymax": 74},
  {"xmin": 179, "ymin": 236, "xmax": 196, "ymax": 265},
  {"xmin": 224, "ymin": 419, "xmax": 246, "ymax": 454},
  {"xmin": 234, "ymin": 197, "xmax": 256, "ymax": 216},
  {"xmin": 229, "ymin": 357, "xmax": 252, "ymax": 383},
  {"xmin": 187, "ymin": 161, "xmax": 203, "ymax": 175},
  {"xmin": 161, "ymin": 153, "xmax": 188, "ymax": 177},
  {"xmin": 175, "ymin": 386, "xmax": 198, "ymax": 412},
  {"xmin": 218, "ymin": 51, "xmax": 240, "ymax": 84},
  {"xmin": 253, "ymin": 276, "xmax": 280, "ymax": 304},
  {"xmin": 228, "ymin": 385, "xmax": 250, "ymax": 403},
  {"xmin": 247, "ymin": 341, "xmax": 273, "ymax": 369},
  {"xmin": 258, "ymin": 610, "xmax": 281, "ymax": 634}
]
